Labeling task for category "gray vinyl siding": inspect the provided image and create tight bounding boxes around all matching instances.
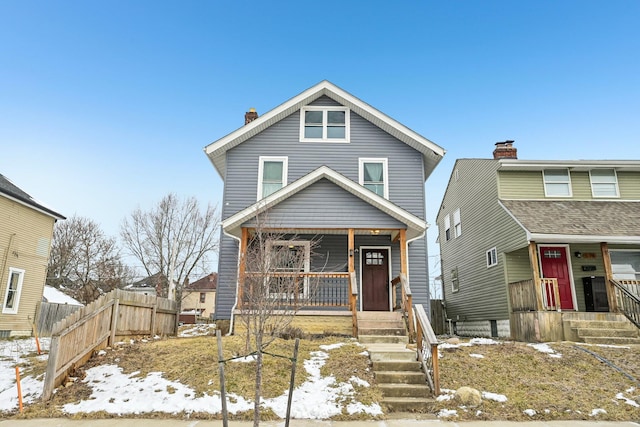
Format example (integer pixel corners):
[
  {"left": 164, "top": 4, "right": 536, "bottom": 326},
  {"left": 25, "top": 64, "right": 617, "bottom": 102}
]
[
  {"left": 438, "top": 159, "right": 528, "bottom": 323},
  {"left": 215, "top": 96, "right": 428, "bottom": 319},
  {"left": 242, "top": 179, "right": 406, "bottom": 230}
]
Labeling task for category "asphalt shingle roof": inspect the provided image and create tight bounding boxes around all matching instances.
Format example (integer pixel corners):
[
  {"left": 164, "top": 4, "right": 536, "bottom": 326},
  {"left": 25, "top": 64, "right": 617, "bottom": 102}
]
[
  {"left": 501, "top": 200, "right": 640, "bottom": 237},
  {"left": 0, "top": 173, "right": 65, "bottom": 220}
]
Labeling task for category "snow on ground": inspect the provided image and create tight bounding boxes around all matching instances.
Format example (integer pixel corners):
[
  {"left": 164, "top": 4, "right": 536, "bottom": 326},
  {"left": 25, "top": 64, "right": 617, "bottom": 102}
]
[
  {"left": 0, "top": 327, "right": 379, "bottom": 418},
  {"left": 527, "top": 342, "right": 563, "bottom": 358},
  {"left": 178, "top": 324, "right": 216, "bottom": 337},
  {"left": 482, "top": 391, "right": 508, "bottom": 402}
]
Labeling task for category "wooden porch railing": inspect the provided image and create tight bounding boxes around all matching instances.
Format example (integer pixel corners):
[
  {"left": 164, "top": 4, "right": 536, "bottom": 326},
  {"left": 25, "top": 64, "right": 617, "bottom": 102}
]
[
  {"left": 414, "top": 304, "right": 440, "bottom": 395},
  {"left": 392, "top": 273, "right": 414, "bottom": 340},
  {"left": 242, "top": 272, "right": 351, "bottom": 307},
  {"left": 508, "top": 278, "right": 560, "bottom": 312},
  {"left": 610, "top": 279, "right": 640, "bottom": 329}
]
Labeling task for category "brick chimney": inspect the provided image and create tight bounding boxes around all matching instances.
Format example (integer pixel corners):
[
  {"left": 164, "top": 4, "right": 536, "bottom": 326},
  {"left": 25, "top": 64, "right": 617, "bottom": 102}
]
[
  {"left": 493, "top": 140, "right": 517, "bottom": 159},
  {"left": 244, "top": 108, "right": 258, "bottom": 125}
]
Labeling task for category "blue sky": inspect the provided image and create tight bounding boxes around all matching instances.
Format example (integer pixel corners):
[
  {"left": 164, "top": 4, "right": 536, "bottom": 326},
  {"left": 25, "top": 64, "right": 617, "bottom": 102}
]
[{"left": 1, "top": 1, "right": 639, "bottom": 281}]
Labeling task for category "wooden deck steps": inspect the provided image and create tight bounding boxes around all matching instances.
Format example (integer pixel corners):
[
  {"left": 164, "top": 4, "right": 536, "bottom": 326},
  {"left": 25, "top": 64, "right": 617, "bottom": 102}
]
[
  {"left": 562, "top": 312, "right": 640, "bottom": 345},
  {"left": 358, "top": 312, "right": 434, "bottom": 412}
]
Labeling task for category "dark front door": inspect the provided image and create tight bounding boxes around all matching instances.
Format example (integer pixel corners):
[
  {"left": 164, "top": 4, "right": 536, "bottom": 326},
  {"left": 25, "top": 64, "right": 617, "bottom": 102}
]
[
  {"left": 362, "top": 248, "right": 390, "bottom": 311},
  {"left": 539, "top": 246, "right": 575, "bottom": 310}
]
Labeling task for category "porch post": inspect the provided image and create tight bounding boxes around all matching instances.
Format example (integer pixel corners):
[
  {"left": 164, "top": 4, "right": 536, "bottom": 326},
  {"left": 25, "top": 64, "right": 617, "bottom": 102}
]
[
  {"left": 238, "top": 227, "right": 249, "bottom": 308},
  {"left": 528, "top": 241, "right": 543, "bottom": 311},
  {"left": 600, "top": 242, "right": 618, "bottom": 312},
  {"left": 399, "top": 229, "right": 408, "bottom": 277},
  {"left": 348, "top": 228, "right": 355, "bottom": 273}
]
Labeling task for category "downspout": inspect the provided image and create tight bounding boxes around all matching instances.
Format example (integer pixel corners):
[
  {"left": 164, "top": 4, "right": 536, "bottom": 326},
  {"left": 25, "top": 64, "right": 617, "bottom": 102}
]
[
  {"left": 0, "top": 234, "right": 16, "bottom": 305},
  {"left": 223, "top": 229, "right": 242, "bottom": 336}
]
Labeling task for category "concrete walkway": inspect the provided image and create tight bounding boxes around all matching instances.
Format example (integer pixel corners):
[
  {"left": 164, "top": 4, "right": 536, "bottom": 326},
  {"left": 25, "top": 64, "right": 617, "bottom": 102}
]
[{"left": 1, "top": 419, "right": 638, "bottom": 427}]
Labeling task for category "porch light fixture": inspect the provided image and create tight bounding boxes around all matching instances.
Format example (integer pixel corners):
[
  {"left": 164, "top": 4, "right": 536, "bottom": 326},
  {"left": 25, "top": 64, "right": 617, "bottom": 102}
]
[{"left": 370, "top": 229, "right": 380, "bottom": 235}]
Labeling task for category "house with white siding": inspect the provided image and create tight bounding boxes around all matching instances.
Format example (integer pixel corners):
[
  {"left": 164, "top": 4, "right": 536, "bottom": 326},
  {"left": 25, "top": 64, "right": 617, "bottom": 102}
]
[
  {"left": 437, "top": 141, "right": 640, "bottom": 343},
  {"left": 204, "top": 81, "right": 445, "bottom": 335}
]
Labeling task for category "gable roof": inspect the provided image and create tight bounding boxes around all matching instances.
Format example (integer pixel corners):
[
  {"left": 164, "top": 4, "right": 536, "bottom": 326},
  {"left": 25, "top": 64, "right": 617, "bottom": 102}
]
[
  {"left": 0, "top": 173, "right": 66, "bottom": 220},
  {"left": 500, "top": 199, "right": 640, "bottom": 244},
  {"left": 204, "top": 80, "right": 445, "bottom": 180},
  {"left": 185, "top": 273, "right": 217, "bottom": 291},
  {"left": 222, "top": 166, "right": 427, "bottom": 240}
]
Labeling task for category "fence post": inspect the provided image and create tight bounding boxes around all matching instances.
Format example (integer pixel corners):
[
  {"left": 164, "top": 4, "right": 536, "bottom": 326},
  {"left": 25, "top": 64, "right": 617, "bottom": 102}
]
[
  {"left": 109, "top": 298, "right": 120, "bottom": 346},
  {"left": 42, "top": 335, "right": 60, "bottom": 400},
  {"left": 150, "top": 302, "right": 157, "bottom": 336}
]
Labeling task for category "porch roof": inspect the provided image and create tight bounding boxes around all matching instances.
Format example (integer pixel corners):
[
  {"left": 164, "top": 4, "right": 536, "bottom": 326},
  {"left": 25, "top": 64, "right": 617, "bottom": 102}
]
[
  {"left": 222, "top": 166, "right": 427, "bottom": 240},
  {"left": 500, "top": 199, "right": 640, "bottom": 244}
]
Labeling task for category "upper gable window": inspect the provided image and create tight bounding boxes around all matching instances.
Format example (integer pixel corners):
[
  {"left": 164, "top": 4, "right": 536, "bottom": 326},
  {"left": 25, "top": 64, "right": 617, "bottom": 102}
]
[
  {"left": 300, "top": 106, "right": 350, "bottom": 142},
  {"left": 453, "top": 208, "right": 461, "bottom": 238},
  {"left": 359, "top": 158, "right": 389, "bottom": 199},
  {"left": 590, "top": 169, "right": 619, "bottom": 198},
  {"left": 257, "top": 156, "right": 288, "bottom": 200},
  {"left": 444, "top": 214, "right": 451, "bottom": 241},
  {"left": 543, "top": 169, "right": 572, "bottom": 197}
]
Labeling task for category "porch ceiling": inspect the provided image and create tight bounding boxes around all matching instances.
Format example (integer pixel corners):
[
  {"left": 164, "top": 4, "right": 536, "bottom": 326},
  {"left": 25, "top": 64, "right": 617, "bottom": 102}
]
[{"left": 501, "top": 199, "right": 640, "bottom": 244}]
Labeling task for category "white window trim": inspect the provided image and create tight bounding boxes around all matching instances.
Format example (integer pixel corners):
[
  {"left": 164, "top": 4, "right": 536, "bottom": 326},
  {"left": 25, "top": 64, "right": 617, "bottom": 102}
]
[
  {"left": 589, "top": 169, "right": 620, "bottom": 198},
  {"left": 265, "top": 240, "right": 310, "bottom": 299},
  {"left": 451, "top": 267, "right": 459, "bottom": 293},
  {"left": 486, "top": 247, "right": 498, "bottom": 268},
  {"left": 257, "top": 156, "right": 288, "bottom": 201},
  {"left": 453, "top": 208, "right": 461, "bottom": 238},
  {"left": 299, "top": 106, "right": 350, "bottom": 143},
  {"left": 3, "top": 267, "right": 25, "bottom": 314},
  {"left": 543, "top": 169, "right": 572, "bottom": 198},
  {"left": 444, "top": 214, "right": 451, "bottom": 241},
  {"left": 358, "top": 158, "right": 389, "bottom": 199}
]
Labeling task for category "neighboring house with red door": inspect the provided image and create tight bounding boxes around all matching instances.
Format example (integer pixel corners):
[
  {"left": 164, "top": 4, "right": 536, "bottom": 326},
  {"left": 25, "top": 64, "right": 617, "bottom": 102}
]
[
  {"left": 204, "top": 81, "right": 445, "bottom": 334},
  {"left": 437, "top": 141, "right": 640, "bottom": 342}
]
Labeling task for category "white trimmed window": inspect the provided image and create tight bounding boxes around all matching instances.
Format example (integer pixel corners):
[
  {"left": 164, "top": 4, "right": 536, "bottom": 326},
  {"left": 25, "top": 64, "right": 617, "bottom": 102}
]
[
  {"left": 451, "top": 267, "right": 459, "bottom": 293},
  {"left": 543, "top": 169, "right": 572, "bottom": 197},
  {"left": 3, "top": 268, "right": 24, "bottom": 314},
  {"left": 359, "top": 158, "right": 389, "bottom": 198},
  {"left": 300, "top": 106, "right": 350, "bottom": 142},
  {"left": 590, "top": 169, "right": 619, "bottom": 198},
  {"left": 486, "top": 247, "right": 498, "bottom": 268},
  {"left": 257, "top": 156, "right": 288, "bottom": 200},
  {"left": 444, "top": 214, "right": 451, "bottom": 241},
  {"left": 453, "top": 208, "right": 461, "bottom": 238}
]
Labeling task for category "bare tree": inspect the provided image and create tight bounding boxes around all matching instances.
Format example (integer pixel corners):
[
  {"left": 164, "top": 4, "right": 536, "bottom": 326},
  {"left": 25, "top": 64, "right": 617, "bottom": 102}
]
[
  {"left": 47, "top": 215, "right": 134, "bottom": 304},
  {"left": 238, "top": 215, "right": 323, "bottom": 426},
  {"left": 120, "top": 193, "right": 220, "bottom": 302}
]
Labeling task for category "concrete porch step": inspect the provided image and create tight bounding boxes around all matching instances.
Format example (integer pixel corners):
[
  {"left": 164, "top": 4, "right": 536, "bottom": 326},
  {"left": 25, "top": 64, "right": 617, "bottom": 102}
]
[
  {"left": 366, "top": 344, "right": 417, "bottom": 362},
  {"left": 358, "top": 335, "right": 409, "bottom": 345},
  {"left": 358, "top": 311, "right": 403, "bottom": 321},
  {"left": 382, "top": 396, "right": 434, "bottom": 412},
  {"left": 375, "top": 371, "right": 427, "bottom": 384},
  {"left": 576, "top": 327, "right": 639, "bottom": 338},
  {"left": 373, "top": 360, "right": 422, "bottom": 372},
  {"left": 358, "top": 327, "right": 406, "bottom": 336},
  {"left": 379, "top": 383, "right": 432, "bottom": 398},
  {"left": 568, "top": 320, "right": 636, "bottom": 330},
  {"left": 582, "top": 336, "right": 640, "bottom": 345}
]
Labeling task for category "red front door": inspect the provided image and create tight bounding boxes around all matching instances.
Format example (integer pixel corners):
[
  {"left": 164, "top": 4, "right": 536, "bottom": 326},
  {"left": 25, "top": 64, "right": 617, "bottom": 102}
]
[
  {"left": 539, "top": 246, "right": 575, "bottom": 310},
  {"left": 362, "top": 248, "right": 390, "bottom": 311}
]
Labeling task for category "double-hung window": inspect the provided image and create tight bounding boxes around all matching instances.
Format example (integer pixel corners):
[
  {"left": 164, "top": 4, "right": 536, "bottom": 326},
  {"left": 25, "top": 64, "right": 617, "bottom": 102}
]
[
  {"left": 300, "top": 107, "right": 350, "bottom": 142},
  {"left": 543, "top": 169, "right": 572, "bottom": 197},
  {"left": 486, "top": 247, "right": 498, "bottom": 268},
  {"left": 444, "top": 214, "right": 451, "bottom": 241},
  {"left": 590, "top": 169, "right": 619, "bottom": 198},
  {"left": 451, "top": 267, "right": 459, "bottom": 293},
  {"left": 453, "top": 208, "right": 461, "bottom": 238},
  {"left": 359, "top": 158, "right": 389, "bottom": 198},
  {"left": 3, "top": 268, "right": 24, "bottom": 314},
  {"left": 257, "top": 156, "right": 288, "bottom": 200}
]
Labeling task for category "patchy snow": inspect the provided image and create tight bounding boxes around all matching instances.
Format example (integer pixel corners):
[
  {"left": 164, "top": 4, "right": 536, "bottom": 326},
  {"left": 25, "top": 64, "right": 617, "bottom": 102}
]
[
  {"left": 528, "top": 343, "right": 562, "bottom": 358},
  {"left": 438, "top": 408, "right": 458, "bottom": 417},
  {"left": 616, "top": 392, "right": 640, "bottom": 408},
  {"left": 230, "top": 354, "right": 257, "bottom": 363},
  {"left": 469, "top": 353, "right": 484, "bottom": 359},
  {"left": 43, "top": 285, "right": 83, "bottom": 306},
  {"left": 482, "top": 391, "right": 508, "bottom": 402},
  {"left": 0, "top": 336, "right": 380, "bottom": 417},
  {"left": 178, "top": 324, "right": 216, "bottom": 337},
  {"left": 590, "top": 408, "right": 607, "bottom": 416},
  {"left": 523, "top": 408, "right": 537, "bottom": 416},
  {"left": 469, "top": 338, "right": 500, "bottom": 345},
  {"left": 319, "top": 342, "right": 345, "bottom": 351}
]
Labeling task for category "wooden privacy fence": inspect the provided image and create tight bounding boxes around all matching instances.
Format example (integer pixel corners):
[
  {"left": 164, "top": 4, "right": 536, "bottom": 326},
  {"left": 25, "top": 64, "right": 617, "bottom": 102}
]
[
  {"left": 42, "top": 289, "right": 177, "bottom": 400},
  {"left": 37, "top": 302, "right": 82, "bottom": 336}
]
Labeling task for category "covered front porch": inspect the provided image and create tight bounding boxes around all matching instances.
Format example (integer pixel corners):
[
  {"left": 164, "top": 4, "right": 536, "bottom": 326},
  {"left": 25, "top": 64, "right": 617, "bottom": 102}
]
[{"left": 507, "top": 241, "right": 640, "bottom": 342}]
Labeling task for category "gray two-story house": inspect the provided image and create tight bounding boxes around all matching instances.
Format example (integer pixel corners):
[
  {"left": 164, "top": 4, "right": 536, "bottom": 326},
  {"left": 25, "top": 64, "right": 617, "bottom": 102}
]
[
  {"left": 438, "top": 141, "right": 640, "bottom": 343},
  {"left": 204, "top": 81, "right": 445, "bottom": 334}
]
